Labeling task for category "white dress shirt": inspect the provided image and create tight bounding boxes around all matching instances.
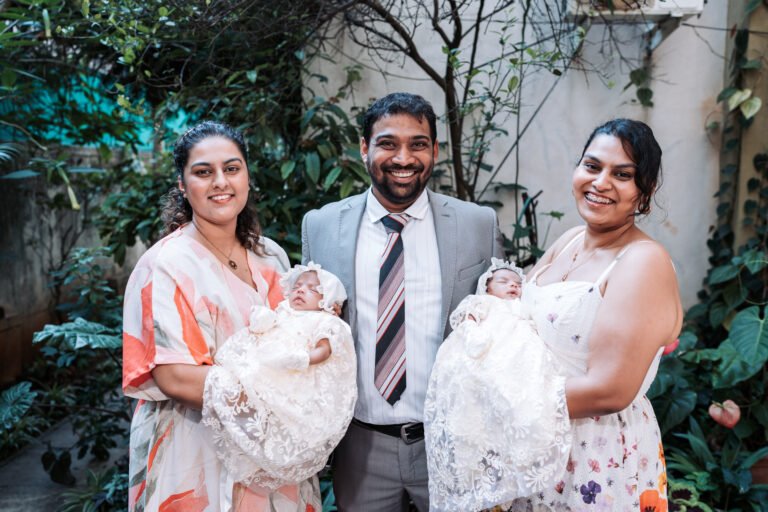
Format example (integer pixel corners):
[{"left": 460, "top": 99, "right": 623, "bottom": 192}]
[{"left": 354, "top": 188, "right": 443, "bottom": 424}]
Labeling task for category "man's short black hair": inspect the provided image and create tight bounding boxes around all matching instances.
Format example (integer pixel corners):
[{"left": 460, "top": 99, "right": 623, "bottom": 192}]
[{"left": 362, "top": 92, "right": 438, "bottom": 144}]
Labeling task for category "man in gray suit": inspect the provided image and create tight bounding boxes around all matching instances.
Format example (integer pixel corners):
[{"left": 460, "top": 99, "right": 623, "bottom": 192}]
[{"left": 302, "top": 92, "right": 503, "bottom": 511}]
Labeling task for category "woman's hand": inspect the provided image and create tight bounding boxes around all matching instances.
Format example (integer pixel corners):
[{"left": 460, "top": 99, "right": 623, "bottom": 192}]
[
  {"left": 565, "top": 241, "right": 682, "bottom": 418},
  {"left": 151, "top": 364, "right": 210, "bottom": 410}
]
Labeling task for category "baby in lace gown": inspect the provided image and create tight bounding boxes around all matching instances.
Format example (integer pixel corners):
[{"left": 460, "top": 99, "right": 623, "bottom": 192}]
[
  {"left": 202, "top": 263, "right": 357, "bottom": 491},
  {"left": 424, "top": 258, "right": 572, "bottom": 512}
]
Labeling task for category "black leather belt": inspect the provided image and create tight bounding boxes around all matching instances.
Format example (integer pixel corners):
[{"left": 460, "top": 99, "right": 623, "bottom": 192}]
[{"left": 352, "top": 418, "right": 424, "bottom": 445}]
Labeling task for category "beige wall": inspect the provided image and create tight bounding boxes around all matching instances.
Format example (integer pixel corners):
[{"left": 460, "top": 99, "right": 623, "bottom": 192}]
[{"left": 310, "top": 1, "right": 728, "bottom": 308}]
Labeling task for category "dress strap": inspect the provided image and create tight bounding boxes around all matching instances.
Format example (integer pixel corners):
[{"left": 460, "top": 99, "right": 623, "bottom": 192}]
[
  {"left": 530, "top": 230, "right": 585, "bottom": 282},
  {"left": 594, "top": 240, "right": 655, "bottom": 287}
]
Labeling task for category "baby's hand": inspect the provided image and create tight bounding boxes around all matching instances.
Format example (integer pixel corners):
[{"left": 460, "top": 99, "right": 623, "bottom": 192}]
[{"left": 309, "top": 338, "right": 332, "bottom": 365}]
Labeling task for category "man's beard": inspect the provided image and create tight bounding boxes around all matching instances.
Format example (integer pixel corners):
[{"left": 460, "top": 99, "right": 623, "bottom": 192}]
[{"left": 367, "top": 160, "right": 433, "bottom": 208}]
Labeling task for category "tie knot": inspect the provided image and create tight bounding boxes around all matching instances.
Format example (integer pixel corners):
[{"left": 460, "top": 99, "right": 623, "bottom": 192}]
[{"left": 381, "top": 214, "right": 409, "bottom": 234}]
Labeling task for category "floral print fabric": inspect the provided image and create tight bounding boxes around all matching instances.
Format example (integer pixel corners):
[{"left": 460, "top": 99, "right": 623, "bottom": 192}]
[
  {"left": 499, "top": 276, "right": 667, "bottom": 511},
  {"left": 122, "top": 226, "right": 321, "bottom": 512}
]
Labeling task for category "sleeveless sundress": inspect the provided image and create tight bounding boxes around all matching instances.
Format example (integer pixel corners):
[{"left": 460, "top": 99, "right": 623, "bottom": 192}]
[{"left": 504, "top": 237, "right": 668, "bottom": 512}]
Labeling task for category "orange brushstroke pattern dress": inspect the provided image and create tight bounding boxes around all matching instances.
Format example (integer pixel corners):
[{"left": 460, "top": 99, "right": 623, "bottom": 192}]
[{"left": 122, "top": 227, "right": 320, "bottom": 512}]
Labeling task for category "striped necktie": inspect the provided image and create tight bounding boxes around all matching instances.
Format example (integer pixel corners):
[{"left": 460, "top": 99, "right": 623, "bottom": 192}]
[{"left": 375, "top": 213, "right": 409, "bottom": 405}]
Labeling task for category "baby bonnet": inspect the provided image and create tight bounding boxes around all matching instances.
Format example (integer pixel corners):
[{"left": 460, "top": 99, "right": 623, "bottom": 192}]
[
  {"left": 476, "top": 257, "right": 525, "bottom": 295},
  {"left": 280, "top": 262, "right": 347, "bottom": 313}
]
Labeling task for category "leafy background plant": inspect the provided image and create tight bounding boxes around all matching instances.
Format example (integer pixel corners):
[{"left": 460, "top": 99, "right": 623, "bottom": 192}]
[{"left": 646, "top": 7, "right": 768, "bottom": 510}]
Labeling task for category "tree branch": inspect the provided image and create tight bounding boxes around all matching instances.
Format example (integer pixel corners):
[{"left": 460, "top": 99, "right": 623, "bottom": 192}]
[
  {"left": 431, "top": 0, "right": 451, "bottom": 44},
  {"left": 356, "top": 0, "right": 447, "bottom": 90}
]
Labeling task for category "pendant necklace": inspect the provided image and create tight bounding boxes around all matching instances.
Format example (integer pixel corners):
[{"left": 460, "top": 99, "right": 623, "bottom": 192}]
[
  {"left": 193, "top": 221, "right": 239, "bottom": 270},
  {"left": 561, "top": 243, "right": 597, "bottom": 281}
]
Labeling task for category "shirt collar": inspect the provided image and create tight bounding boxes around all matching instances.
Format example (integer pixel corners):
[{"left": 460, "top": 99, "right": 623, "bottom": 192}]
[{"left": 365, "top": 187, "right": 430, "bottom": 224}]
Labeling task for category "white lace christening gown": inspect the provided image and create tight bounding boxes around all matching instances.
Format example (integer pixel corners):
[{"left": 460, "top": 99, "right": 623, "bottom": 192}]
[
  {"left": 202, "top": 301, "right": 357, "bottom": 491},
  {"left": 424, "top": 294, "right": 572, "bottom": 512}
]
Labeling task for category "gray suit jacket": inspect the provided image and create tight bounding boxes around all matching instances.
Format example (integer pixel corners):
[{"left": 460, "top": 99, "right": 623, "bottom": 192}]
[{"left": 301, "top": 189, "right": 503, "bottom": 340}]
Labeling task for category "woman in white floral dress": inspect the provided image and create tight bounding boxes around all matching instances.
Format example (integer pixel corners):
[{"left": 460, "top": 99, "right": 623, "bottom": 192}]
[{"left": 503, "top": 119, "right": 682, "bottom": 512}]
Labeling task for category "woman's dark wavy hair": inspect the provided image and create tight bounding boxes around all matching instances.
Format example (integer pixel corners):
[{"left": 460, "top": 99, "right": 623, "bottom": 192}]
[
  {"left": 581, "top": 118, "right": 662, "bottom": 216},
  {"left": 161, "top": 120, "right": 263, "bottom": 253}
]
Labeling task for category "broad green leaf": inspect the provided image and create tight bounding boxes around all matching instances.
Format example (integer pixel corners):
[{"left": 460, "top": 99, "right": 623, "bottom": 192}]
[
  {"left": 1, "top": 169, "right": 39, "bottom": 179},
  {"left": 728, "top": 306, "right": 768, "bottom": 367},
  {"left": 743, "top": 250, "right": 767, "bottom": 274},
  {"left": 507, "top": 76, "right": 519, "bottom": 91},
  {"left": 708, "top": 300, "right": 729, "bottom": 329},
  {"left": 339, "top": 176, "right": 355, "bottom": 198},
  {"left": 636, "top": 87, "right": 653, "bottom": 107},
  {"left": 300, "top": 107, "right": 317, "bottom": 132},
  {"left": 722, "top": 467, "right": 752, "bottom": 493},
  {"left": 723, "top": 281, "right": 748, "bottom": 311},
  {"left": 280, "top": 160, "right": 296, "bottom": 179},
  {"left": 740, "top": 96, "right": 762, "bottom": 120},
  {"left": 305, "top": 152, "right": 320, "bottom": 184},
  {"left": 0, "top": 381, "right": 37, "bottom": 430},
  {"left": 727, "top": 88, "right": 752, "bottom": 112},
  {"left": 713, "top": 338, "right": 761, "bottom": 388},
  {"left": 654, "top": 387, "right": 696, "bottom": 434},
  {"left": 717, "top": 87, "right": 738, "bottom": 102},
  {"left": 708, "top": 263, "right": 739, "bottom": 285},
  {"left": 33, "top": 318, "right": 120, "bottom": 350},
  {"left": 753, "top": 402, "right": 768, "bottom": 428},
  {"left": 740, "top": 446, "right": 768, "bottom": 470},
  {"left": 323, "top": 166, "right": 342, "bottom": 191}
]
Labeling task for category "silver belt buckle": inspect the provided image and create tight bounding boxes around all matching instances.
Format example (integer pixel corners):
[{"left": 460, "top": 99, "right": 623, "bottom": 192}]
[{"left": 400, "top": 422, "right": 421, "bottom": 445}]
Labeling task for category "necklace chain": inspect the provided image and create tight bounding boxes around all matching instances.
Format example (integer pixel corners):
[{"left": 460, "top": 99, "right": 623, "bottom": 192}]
[
  {"left": 192, "top": 221, "right": 239, "bottom": 270},
  {"left": 561, "top": 243, "right": 598, "bottom": 281}
]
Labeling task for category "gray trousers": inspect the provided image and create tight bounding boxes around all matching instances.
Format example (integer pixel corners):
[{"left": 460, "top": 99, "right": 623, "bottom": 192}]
[{"left": 332, "top": 420, "right": 429, "bottom": 512}]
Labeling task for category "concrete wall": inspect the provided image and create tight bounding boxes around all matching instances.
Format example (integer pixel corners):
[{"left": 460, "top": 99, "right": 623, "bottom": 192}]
[
  {"left": 0, "top": 147, "right": 142, "bottom": 385},
  {"left": 310, "top": 1, "right": 729, "bottom": 308}
]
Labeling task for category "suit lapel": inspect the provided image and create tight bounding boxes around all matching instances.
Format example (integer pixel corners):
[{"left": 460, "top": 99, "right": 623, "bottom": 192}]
[
  {"left": 338, "top": 194, "right": 366, "bottom": 336},
  {"left": 429, "top": 190, "right": 457, "bottom": 334}
]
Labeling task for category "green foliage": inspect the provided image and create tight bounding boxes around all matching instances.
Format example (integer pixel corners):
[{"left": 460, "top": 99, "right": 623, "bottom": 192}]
[
  {"left": 59, "top": 458, "right": 129, "bottom": 512},
  {"left": 48, "top": 247, "right": 123, "bottom": 326},
  {"left": 1, "top": 3, "right": 365, "bottom": 507},
  {"left": 647, "top": 13, "right": 768, "bottom": 510},
  {"left": 93, "top": 161, "right": 173, "bottom": 264},
  {"left": 0, "top": 245, "right": 130, "bottom": 494},
  {"left": 0, "top": 381, "right": 36, "bottom": 429},
  {"left": 0, "top": 382, "right": 46, "bottom": 459},
  {"left": 320, "top": 471, "right": 337, "bottom": 512}
]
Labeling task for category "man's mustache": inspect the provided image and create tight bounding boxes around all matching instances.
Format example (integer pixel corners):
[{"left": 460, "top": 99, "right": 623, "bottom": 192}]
[{"left": 381, "top": 163, "right": 424, "bottom": 173}]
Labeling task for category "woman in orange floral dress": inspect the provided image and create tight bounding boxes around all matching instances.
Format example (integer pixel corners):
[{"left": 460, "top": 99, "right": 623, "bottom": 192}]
[{"left": 122, "top": 121, "right": 321, "bottom": 512}]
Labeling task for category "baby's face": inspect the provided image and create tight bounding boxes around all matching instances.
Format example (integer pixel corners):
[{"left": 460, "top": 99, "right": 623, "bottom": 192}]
[
  {"left": 486, "top": 269, "right": 522, "bottom": 299},
  {"left": 289, "top": 271, "right": 323, "bottom": 311}
]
